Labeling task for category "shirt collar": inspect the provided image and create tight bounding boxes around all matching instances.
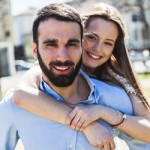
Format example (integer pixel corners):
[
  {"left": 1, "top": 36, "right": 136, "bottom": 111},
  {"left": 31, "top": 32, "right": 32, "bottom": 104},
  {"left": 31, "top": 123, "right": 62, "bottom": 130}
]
[{"left": 39, "top": 69, "right": 101, "bottom": 104}]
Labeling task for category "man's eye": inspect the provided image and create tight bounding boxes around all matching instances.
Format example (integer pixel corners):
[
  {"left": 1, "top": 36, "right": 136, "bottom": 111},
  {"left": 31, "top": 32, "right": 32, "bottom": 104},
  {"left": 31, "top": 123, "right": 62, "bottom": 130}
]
[
  {"left": 46, "top": 43, "right": 57, "bottom": 47},
  {"left": 67, "top": 43, "right": 77, "bottom": 47}
]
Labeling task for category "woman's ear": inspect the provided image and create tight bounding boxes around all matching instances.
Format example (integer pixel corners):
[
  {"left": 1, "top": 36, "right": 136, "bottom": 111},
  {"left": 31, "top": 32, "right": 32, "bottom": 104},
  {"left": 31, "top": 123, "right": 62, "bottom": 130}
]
[{"left": 32, "top": 42, "right": 38, "bottom": 59}]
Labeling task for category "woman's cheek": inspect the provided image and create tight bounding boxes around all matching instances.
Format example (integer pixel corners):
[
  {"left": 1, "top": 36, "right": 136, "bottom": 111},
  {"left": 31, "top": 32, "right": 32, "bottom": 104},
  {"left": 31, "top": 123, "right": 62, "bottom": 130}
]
[{"left": 82, "top": 39, "right": 88, "bottom": 49}]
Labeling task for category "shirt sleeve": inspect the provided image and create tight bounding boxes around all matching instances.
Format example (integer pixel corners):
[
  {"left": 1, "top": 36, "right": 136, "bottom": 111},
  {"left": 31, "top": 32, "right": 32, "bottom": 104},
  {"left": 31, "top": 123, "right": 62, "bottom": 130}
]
[{"left": 0, "top": 92, "right": 19, "bottom": 150}]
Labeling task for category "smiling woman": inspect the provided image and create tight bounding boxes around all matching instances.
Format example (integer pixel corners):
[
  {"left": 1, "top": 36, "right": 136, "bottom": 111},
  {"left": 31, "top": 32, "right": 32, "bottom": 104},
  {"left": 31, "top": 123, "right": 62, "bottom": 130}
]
[{"left": 82, "top": 18, "right": 118, "bottom": 69}]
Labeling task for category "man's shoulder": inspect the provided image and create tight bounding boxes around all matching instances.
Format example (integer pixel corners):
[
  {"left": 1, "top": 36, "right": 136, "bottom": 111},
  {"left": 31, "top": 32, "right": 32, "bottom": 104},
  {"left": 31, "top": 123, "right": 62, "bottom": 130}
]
[
  {"left": 0, "top": 89, "right": 15, "bottom": 122},
  {"left": 0, "top": 89, "right": 15, "bottom": 114}
]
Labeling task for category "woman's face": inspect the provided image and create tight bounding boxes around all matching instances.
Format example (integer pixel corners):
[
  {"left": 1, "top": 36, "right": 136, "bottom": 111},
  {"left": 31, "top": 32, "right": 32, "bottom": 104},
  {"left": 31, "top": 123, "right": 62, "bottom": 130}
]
[{"left": 82, "top": 18, "right": 118, "bottom": 68}]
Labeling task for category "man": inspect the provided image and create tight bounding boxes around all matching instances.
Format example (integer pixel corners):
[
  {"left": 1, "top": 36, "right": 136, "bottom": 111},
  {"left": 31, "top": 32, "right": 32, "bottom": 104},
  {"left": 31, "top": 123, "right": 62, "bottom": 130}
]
[{"left": 0, "top": 3, "right": 129, "bottom": 150}]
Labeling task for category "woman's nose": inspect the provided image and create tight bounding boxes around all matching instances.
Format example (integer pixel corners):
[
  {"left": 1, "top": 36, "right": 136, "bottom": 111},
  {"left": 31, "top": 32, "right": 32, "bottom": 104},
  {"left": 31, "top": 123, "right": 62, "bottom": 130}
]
[{"left": 92, "top": 42, "right": 101, "bottom": 52}]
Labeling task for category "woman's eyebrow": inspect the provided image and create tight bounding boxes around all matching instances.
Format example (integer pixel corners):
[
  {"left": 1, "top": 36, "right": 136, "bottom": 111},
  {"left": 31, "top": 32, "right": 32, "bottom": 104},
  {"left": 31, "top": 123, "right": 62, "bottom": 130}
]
[{"left": 84, "top": 32, "right": 98, "bottom": 37}]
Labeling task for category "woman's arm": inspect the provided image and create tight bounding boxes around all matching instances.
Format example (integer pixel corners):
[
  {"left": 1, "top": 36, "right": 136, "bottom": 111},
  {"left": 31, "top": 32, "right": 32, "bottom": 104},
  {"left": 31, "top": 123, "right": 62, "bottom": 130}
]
[
  {"left": 98, "top": 96, "right": 150, "bottom": 143},
  {"left": 13, "top": 66, "right": 72, "bottom": 124},
  {"left": 117, "top": 93, "right": 150, "bottom": 142},
  {"left": 67, "top": 94, "right": 150, "bottom": 143}
]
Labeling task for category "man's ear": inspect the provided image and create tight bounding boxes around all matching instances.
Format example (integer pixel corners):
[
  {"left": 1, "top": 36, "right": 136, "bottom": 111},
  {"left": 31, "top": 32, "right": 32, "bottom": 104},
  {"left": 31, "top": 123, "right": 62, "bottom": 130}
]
[{"left": 32, "top": 42, "right": 38, "bottom": 59}]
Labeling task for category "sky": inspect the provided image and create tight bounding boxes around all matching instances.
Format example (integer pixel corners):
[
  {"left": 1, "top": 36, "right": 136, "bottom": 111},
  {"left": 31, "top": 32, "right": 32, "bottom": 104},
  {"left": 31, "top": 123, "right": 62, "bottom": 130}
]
[{"left": 10, "top": 0, "right": 72, "bottom": 15}]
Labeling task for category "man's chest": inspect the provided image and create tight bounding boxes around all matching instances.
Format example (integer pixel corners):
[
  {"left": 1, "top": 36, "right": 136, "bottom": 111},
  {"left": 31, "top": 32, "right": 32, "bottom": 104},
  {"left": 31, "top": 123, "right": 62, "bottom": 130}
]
[{"left": 13, "top": 109, "right": 99, "bottom": 150}]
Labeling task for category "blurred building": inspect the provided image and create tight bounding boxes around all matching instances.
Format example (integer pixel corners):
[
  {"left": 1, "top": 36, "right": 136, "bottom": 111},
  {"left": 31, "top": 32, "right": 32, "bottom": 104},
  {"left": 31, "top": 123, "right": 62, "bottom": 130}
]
[
  {"left": 0, "top": 0, "right": 13, "bottom": 42},
  {"left": 0, "top": 0, "right": 15, "bottom": 76},
  {"left": 13, "top": 8, "right": 37, "bottom": 61},
  {"left": 0, "top": 42, "right": 15, "bottom": 77},
  {"left": 121, "top": 0, "right": 150, "bottom": 50}
]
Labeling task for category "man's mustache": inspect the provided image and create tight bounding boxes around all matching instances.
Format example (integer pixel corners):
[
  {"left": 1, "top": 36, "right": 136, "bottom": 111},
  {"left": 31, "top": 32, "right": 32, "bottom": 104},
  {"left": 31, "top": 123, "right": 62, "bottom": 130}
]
[{"left": 49, "top": 60, "right": 74, "bottom": 66}]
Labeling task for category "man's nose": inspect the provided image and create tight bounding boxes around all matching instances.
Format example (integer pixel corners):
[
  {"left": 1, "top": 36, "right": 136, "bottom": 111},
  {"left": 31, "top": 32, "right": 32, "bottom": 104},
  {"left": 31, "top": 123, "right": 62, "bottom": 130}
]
[{"left": 56, "top": 47, "right": 69, "bottom": 62}]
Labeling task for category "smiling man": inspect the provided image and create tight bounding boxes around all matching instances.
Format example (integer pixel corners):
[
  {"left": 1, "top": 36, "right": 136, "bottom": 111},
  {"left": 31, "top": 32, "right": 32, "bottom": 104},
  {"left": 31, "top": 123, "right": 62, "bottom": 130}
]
[{"left": 35, "top": 18, "right": 82, "bottom": 87}]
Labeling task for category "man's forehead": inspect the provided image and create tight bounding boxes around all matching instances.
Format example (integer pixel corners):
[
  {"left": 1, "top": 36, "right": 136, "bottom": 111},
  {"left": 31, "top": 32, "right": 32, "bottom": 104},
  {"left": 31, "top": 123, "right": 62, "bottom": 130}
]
[
  {"left": 39, "top": 18, "right": 80, "bottom": 30},
  {"left": 38, "top": 19, "right": 81, "bottom": 42}
]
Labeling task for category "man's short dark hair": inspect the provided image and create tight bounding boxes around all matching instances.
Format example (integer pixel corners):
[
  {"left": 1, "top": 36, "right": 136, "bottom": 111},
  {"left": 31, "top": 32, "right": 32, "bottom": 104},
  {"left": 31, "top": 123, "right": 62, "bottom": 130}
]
[{"left": 32, "top": 3, "right": 83, "bottom": 43}]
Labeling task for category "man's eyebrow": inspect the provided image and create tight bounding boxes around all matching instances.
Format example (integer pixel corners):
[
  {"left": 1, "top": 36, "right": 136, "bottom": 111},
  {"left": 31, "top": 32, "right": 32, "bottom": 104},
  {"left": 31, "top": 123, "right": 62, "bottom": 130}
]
[
  {"left": 43, "top": 39, "right": 58, "bottom": 44},
  {"left": 68, "top": 38, "right": 80, "bottom": 43}
]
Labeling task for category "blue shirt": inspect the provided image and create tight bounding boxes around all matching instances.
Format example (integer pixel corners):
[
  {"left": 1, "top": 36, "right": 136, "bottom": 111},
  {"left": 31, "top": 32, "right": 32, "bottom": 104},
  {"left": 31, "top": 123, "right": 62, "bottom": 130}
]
[{"left": 0, "top": 70, "right": 149, "bottom": 150}]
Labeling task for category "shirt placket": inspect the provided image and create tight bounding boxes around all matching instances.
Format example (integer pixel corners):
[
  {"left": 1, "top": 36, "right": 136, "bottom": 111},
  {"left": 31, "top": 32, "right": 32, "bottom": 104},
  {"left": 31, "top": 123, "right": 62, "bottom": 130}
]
[{"left": 66, "top": 129, "right": 77, "bottom": 150}]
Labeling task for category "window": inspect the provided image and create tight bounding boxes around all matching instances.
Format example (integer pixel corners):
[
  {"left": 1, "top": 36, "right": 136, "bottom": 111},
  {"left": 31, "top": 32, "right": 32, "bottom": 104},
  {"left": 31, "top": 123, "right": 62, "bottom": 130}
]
[{"left": 132, "top": 13, "right": 141, "bottom": 22}]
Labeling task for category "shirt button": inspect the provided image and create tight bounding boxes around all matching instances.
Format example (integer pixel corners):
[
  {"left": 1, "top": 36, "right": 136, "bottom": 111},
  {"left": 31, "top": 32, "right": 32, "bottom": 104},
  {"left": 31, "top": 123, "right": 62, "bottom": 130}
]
[{"left": 68, "top": 144, "right": 73, "bottom": 149}]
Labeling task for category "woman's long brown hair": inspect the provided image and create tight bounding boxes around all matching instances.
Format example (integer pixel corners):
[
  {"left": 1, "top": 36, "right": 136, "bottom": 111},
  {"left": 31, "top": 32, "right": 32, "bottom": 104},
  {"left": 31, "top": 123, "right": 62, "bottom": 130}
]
[{"left": 82, "top": 3, "right": 150, "bottom": 108}]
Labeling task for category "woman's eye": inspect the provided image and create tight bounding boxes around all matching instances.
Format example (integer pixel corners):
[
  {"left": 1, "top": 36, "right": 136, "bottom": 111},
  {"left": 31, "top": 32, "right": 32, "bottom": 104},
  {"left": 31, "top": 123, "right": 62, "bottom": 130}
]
[
  {"left": 86, "top": 35, "right": 97, "bottom": 41},
  {"left": 105, "top": 42, "right": 113, "bottom": 46}
]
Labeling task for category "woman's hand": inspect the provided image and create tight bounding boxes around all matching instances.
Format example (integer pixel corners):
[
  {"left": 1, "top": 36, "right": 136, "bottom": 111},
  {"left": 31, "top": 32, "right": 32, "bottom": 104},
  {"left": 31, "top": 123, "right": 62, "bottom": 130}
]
[
  {"left": 83, "top": 122, "right": 115, "bottom": 150},
  {"left": 66, "top": 104, "right": 103, "bottom": 131}
]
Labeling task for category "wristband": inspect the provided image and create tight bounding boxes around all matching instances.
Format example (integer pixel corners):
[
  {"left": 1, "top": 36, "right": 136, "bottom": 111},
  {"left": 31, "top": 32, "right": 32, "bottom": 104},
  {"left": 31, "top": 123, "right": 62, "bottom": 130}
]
[{"left": 111, "top": 111, "right": 126, "bottom": 127}]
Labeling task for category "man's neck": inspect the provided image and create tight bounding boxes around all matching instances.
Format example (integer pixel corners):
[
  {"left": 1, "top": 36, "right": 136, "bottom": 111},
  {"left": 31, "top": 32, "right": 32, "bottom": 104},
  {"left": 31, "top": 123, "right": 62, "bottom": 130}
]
[{"left": 43, "top": 74, "right": 90, "bottom": 105}]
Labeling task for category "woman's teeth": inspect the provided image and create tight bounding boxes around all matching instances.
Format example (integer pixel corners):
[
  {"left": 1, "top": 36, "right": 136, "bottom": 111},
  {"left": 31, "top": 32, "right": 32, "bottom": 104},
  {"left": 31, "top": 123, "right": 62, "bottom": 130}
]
[{"left": 88, "top": 52, "right": 101, "bottom": 59}]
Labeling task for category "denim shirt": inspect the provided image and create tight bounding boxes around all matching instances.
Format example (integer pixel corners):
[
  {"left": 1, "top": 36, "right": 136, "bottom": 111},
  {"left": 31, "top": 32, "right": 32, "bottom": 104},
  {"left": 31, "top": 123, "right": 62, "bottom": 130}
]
[{"left": 0, "top": 70, "right": 149, "bottom": 150}]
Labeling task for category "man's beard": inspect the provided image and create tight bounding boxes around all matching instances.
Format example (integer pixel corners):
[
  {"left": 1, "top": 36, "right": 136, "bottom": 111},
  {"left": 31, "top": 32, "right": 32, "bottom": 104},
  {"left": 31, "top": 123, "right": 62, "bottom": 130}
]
[{"left": 37, "top": 49, "right": 82, "bottom": 87}]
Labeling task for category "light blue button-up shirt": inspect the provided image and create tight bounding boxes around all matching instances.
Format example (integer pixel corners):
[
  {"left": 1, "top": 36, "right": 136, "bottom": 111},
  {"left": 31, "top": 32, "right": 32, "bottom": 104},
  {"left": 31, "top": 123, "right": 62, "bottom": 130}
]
[{"left": 0, "top": 70, "right": 149, "bottom": 150}]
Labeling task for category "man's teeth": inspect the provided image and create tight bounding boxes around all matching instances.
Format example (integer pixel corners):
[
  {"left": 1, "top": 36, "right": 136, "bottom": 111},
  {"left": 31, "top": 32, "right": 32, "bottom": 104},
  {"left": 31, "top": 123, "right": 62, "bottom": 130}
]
[
  {"left": 89, "top": 53, "right": 100, "bottom": 59},
  {"left": 55, "top": 66, "right": 69, "bottom": 70}
]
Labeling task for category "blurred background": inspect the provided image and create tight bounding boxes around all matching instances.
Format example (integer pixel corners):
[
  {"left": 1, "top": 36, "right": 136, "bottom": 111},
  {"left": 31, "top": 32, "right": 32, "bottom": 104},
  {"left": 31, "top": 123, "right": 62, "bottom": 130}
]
[{"left": 0, "top": 0, "right": 150, "bottom": 101}]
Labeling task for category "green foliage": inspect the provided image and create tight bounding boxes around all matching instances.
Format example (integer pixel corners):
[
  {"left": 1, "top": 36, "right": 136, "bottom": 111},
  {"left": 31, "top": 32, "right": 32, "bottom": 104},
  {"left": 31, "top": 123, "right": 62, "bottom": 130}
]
[{"left": 138, "top": 73, "right": 150, "bottom": 79}]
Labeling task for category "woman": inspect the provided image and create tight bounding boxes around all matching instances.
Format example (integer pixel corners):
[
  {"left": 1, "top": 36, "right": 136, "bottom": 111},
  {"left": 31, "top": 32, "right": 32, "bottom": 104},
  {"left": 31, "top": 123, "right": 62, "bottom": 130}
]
[{"left": 13, "top": 3, "right": 150, "bottom": 149}]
